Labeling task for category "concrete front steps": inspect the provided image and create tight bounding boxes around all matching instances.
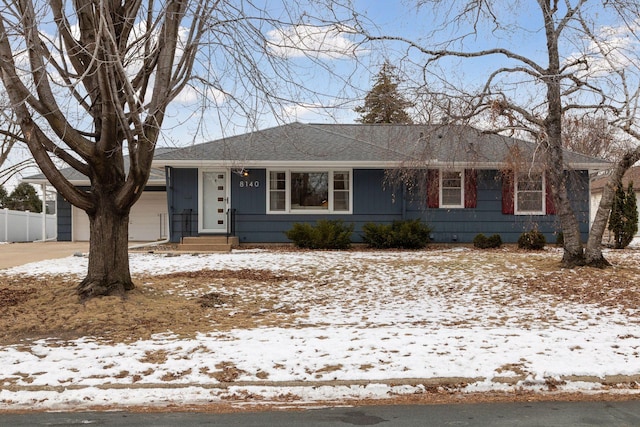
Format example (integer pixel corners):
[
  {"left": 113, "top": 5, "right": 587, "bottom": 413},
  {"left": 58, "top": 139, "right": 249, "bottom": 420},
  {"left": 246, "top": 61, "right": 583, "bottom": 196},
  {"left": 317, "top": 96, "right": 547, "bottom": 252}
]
[{"left": 177, "top": 236, "right": 239, "bottom": 252}]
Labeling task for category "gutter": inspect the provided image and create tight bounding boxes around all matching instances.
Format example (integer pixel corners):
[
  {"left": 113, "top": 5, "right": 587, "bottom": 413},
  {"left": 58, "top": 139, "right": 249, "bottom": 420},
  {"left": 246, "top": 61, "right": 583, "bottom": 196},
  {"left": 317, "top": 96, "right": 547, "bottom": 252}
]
[{"left": 128, "top": 237, "right": 171, "bottom": 251}]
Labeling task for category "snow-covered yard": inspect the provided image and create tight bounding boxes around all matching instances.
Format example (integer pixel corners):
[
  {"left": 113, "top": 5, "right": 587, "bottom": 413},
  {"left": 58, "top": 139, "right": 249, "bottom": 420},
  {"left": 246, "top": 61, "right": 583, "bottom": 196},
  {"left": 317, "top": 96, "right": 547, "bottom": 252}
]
[{"left": 1, "top": 245, "right": 640, "bottom": 411}]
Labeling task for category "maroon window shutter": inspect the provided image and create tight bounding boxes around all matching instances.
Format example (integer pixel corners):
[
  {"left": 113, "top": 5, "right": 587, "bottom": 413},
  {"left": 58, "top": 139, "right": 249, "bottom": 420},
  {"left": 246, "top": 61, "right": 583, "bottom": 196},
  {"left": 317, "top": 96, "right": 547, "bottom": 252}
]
[
  {"left": 545, "top": 173, "right": 556, "bottom": 215},
  {"left": 502, "top": 170, "right": 515, "bottom": 214},
  {"left": 427, "top": 169, "right": 439, "bottom": 208},
  {"left": 464, "top": 169, "right": 477, "bottom": 208}
]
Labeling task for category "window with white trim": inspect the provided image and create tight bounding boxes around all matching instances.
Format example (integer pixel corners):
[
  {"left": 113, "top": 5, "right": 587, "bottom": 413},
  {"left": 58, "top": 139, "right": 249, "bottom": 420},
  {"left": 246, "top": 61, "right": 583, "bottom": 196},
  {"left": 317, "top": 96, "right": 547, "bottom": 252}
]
[
  {"left": 269, "top": 171, "right": 286, "bottom": 211},
  {"left": 515, "top": 171, "right": 544, "bottom": 214},
  {"left": 333, "top": 171, "right": 350, "bottom": 211},
  {"left": 267, "top": 170, "right": 352, "bottom": 214},
  {"left": 440, "top": 170, "right": 464, "bottom": 208}
]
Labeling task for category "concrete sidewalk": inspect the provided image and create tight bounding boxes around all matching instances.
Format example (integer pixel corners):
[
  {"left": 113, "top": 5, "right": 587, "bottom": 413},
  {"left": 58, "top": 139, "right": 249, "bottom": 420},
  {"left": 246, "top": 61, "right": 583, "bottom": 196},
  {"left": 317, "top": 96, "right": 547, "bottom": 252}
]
[{"left": 0, "top": 242, "right": 89, "bottom": 270}]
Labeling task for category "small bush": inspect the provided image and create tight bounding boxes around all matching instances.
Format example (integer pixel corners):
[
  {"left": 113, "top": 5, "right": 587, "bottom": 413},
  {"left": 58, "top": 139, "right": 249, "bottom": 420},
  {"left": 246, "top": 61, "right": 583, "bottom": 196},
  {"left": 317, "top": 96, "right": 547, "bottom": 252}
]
[
  {"left": 555, "top": 232, "right": 564, "bottom": 247},
  {"left": 518, "top": 229, "right": 546, "bottom": 250},
  {"left": 362, "top": 219, "right": 431, "bottom": 249},
  {"left": 473, "top": 233, "right": 502, "bottom": 249},
  {"left": 285, "top": 220, "right": 353, "bottom": 249}
]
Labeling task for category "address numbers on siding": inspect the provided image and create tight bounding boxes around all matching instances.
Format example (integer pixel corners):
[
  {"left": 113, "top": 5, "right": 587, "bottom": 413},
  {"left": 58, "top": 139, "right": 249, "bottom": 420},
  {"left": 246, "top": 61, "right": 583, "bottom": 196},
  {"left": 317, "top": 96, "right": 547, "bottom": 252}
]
[{"left": 239, "top": 180, "right": 260, "bottom": 188}]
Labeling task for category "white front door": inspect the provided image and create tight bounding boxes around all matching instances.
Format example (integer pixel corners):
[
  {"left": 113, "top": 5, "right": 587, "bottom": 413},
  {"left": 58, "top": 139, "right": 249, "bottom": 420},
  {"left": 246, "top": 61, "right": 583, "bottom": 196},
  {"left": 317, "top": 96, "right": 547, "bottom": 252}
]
[{"left": 200, "top": 170, "right": 229, "bottom": 232}]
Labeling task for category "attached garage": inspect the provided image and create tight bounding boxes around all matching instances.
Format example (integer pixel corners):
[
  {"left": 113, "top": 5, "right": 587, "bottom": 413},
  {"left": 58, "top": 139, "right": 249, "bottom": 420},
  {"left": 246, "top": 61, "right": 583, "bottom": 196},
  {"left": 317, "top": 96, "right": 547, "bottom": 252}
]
[
  {"left": 72, "top": 190, "right": 168, "bottom": 242},
  {"left": 23, "top": 153, "right": 173, "bottom": 243}
]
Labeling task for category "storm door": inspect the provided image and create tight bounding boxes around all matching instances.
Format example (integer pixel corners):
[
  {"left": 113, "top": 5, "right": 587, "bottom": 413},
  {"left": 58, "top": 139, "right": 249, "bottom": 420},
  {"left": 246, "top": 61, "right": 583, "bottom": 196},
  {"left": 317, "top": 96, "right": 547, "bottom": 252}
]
[{"left": 200, "top": 170, "right": 229, "bottom": 232}]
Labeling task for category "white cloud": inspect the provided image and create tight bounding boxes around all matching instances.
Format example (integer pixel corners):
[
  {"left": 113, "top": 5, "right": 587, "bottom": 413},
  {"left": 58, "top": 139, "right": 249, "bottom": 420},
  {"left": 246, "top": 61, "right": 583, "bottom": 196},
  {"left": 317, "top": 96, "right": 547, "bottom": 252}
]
[
  {"left": 266, "top": 24, "right": 360, "bottom": 59},
  {"left": 174, "top": 84, "right": 227, "bottom": 105},
  {"left": 280, "top": 102, "right": 353, "bottom": 123},
  {"left": 282, "top": 103, "right": 324, "bottom": 120},
  {"left": 568, "top": 22, "right": 640, "bottom": 78}
]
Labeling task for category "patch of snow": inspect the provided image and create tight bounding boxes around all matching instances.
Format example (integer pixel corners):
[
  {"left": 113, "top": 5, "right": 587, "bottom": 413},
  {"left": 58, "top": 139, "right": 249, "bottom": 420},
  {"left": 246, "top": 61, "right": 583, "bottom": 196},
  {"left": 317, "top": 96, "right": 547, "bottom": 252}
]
[{"left": 2, "top": 249, "right": 640, "bottom": 410}]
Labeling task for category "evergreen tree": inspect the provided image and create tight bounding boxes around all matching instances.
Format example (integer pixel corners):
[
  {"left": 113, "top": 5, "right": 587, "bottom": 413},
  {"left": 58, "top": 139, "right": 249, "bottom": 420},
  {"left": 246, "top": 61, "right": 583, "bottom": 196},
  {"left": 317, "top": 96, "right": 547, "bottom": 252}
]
[
  {"left": 355, "top": 61, "right": 413, "bottom": 124},
  {"left": 0, "top": 184, "right": 7, "bottom": 208},
  {"left": 609, "top": 181, "right": 638, "bottom": 249},
  {"left": 7, "top": 183, "right": 41, "bottom": 213}
]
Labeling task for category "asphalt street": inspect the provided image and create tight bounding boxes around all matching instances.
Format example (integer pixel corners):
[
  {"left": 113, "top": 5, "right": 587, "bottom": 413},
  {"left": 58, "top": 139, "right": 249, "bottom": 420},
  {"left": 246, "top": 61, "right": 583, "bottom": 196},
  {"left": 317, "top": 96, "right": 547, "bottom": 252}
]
[{"left": 2, "top": 400, "right": 640, "bottom": 426}]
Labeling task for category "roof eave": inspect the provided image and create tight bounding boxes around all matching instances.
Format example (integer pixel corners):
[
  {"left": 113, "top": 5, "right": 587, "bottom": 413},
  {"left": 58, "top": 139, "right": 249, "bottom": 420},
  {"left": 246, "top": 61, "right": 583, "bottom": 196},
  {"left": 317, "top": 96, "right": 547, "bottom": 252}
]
[{"left": 154, "top": 159, "right": 611, "bottom": 170}]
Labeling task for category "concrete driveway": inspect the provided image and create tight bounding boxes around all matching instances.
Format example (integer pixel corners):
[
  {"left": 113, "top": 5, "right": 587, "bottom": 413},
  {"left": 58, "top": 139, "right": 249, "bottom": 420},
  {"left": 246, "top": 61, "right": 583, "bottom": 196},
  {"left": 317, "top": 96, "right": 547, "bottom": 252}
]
[{"left": 0, "top": 242, "right": 90, "bottom": 270}]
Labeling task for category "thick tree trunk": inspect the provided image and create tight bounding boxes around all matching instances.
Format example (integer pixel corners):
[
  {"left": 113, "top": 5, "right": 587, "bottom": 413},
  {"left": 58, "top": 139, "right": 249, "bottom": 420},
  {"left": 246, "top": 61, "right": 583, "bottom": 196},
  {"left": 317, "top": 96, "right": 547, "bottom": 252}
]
[
  {"left": 76, "top": 197, "right": 134, "bottom": 300},
  {"left": 548, "top": 165, "right": 586, "bottom": 267},
  {"left": 541, "top": 3, "right": 585, "bottom": 268}
]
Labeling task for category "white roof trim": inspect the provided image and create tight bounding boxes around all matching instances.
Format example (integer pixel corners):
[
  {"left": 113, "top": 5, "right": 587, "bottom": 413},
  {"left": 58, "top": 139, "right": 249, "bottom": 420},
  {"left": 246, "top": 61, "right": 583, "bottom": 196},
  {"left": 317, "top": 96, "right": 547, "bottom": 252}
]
[{"left": 153, "top": 159, "right": 611, "bottom": 170}]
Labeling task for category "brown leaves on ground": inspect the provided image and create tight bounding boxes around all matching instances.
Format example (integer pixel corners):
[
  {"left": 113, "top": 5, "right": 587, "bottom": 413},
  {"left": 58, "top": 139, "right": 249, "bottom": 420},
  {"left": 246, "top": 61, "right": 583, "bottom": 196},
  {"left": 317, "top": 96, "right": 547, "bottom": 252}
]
[
  {"left": 0, "top": 286, "right": 36, "bottom": 306},
  {"left": 1, "top": 249, "right": 640, "bottom": 346},
  {"left": 0, "top": 269, "right": 304, "bottom": 345},
  {"left": 512, "top": 262, "right": 640, "bottom": 309}
]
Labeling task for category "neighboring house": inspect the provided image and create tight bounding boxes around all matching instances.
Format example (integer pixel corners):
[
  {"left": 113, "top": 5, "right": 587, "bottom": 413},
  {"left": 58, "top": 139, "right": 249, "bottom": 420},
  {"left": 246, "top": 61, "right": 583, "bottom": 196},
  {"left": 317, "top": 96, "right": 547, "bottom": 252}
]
[
  {"left": 152, "top": 123, "right": 609, "bottom": 244},
  {"left": 590, "top": 165, "right": 640, "bottom": 240},
  {"left": 23, "top": 148, "right": 174, "bottom": 242}
]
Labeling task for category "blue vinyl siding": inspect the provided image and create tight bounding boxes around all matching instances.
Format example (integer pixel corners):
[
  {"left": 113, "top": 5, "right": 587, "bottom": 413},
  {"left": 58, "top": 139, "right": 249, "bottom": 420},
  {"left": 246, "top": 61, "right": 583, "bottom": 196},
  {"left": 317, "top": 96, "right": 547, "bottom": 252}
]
[
  {"left": 232, "top": 169, "right": 267, "bottom": 214},
  {"left": 353, "top": 169, "right": 402, "bottom": 215},
  {"left": 168, "top": 167, "right": 591, "bottom": 244},
  {"left": 166, "top": 167, "right": 199, "bottom": 242},
  {"left": 405, "top": 170, "right": 589, "bottom": 243},
  {"left": 229, "top": 169, "right": 404, "bottom": 243}
]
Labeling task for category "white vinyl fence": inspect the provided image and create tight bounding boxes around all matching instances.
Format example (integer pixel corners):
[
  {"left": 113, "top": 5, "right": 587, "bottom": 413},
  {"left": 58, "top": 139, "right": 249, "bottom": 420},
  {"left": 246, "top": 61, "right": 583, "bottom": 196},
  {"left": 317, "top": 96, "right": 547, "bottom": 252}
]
[{"left": 0, "top": 208, "right": 57, "bottom": 242}]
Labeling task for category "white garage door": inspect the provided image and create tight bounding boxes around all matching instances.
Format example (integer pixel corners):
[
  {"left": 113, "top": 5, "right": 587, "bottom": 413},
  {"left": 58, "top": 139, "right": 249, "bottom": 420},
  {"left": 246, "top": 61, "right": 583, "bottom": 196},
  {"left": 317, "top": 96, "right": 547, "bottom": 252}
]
[{"left": 72, "top": 192, "right": 168, "bottom": 242}]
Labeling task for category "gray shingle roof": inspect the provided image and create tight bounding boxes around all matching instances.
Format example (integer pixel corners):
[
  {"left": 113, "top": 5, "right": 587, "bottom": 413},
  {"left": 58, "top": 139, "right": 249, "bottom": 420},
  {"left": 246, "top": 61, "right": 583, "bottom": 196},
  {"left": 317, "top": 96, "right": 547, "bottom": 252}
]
[
  {"left": 23, "top": 148, "right": 175, "bottom": 185},
  {"left": 591, "top": 166, "right": 640, "bottom": 193},
  {"left": 154, "top": 122, "right": 610, "bottom": 169},
  {"left": 23, "top": 124, "right": 609, "bottom": 187}
]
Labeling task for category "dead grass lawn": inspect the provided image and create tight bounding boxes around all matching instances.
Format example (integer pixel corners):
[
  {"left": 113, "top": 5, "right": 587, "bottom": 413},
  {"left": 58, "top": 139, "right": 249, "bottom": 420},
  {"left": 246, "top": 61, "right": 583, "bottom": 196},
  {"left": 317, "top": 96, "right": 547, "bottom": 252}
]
[
  {"left": 0, "top": 268, "right": 306, "bottom": 344},
  {"left": 1, "top": 247, "right": 640, "bottom": 346}
]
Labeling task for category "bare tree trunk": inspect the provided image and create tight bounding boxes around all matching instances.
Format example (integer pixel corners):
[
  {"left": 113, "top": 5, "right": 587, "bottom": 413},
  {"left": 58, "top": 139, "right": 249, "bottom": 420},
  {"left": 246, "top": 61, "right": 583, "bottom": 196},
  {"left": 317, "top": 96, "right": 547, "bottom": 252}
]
[
  {"left": 541, "top": 2, "right": 585, "bottom": 267},
  {"left": 548, "top": 163, "right": 586, "bottom": 267},
  {"left": 585, "top": 150, "right": 640, "bottom": 267},
  {"left": 77, "top": 195, "right": 133, "bottom": 300},
  {"left": 586, "top": 183, "right": 614, "bottom": 268}
]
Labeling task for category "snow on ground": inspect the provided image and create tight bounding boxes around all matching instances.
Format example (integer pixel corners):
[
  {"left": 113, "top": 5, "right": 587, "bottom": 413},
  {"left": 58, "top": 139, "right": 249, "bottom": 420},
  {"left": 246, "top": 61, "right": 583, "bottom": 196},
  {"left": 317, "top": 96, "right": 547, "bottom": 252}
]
[{"left": 2, "top": 247, "right": 640, "bottom": 411}]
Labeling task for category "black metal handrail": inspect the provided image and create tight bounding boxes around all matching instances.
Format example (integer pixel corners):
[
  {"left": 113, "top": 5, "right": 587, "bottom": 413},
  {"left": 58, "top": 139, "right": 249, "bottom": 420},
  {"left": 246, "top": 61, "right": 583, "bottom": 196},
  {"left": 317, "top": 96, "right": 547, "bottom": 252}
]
[
  {"left": 226, "top": 208, "right": 236, "bottom": 241},
  {"left": 171, "top": 209, "right": 236, "bottom": 241},
  {"left": 171, "top": 210, "right": 198, "bottom": 240}
]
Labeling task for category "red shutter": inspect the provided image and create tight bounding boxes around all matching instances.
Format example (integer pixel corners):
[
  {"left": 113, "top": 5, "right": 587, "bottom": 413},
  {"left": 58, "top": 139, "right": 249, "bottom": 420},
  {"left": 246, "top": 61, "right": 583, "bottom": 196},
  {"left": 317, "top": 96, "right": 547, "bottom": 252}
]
[
  {"left": 427, "top": 169, "right": 439, "bottom": 208},
  {"left": 545, "top": 173, "right": 556, "bottom": 215},
  {"left": 502, "top": 170, "right": 515, "bottom": 214},
  {"left": 464, "top": 169, "right": 477, "bottom": 208}
]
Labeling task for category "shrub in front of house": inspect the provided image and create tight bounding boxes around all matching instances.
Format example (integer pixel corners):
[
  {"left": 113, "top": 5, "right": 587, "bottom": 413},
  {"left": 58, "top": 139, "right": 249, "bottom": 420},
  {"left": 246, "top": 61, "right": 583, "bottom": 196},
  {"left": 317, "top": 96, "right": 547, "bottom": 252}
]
[
  {"left": 518, "top": 229, "right": 546, "bottom": 250},
  {"left": 285, "top": 220, "right": 353, "bottom": 249},
  {"left": 362, "top": 219, "right": 431, "bottom": 249},
  {"left": 473, "top": 233, "right": 502, "bottom": 249}
]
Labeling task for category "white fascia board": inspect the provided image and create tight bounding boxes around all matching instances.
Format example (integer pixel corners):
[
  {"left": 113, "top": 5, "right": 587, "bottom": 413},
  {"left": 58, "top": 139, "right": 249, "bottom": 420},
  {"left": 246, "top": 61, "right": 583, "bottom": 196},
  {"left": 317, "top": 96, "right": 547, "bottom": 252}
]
[
  {"left": 154, "top": 159, "right": 611, "bottom": 171},
  {"left": 569, "top": 162, "right": 612, "bottom": 171},
  {"left": 23, "top": 178, "right": 167, "bottom": 187},
  {"left": 154, "top": 160, "right": 401, "bottom": 168},
  {"left": 156, "top": 160, "right": 488, "bottom": 169},
  {"left": 19, "top": 178, "right": 50, "bottom": 185}
]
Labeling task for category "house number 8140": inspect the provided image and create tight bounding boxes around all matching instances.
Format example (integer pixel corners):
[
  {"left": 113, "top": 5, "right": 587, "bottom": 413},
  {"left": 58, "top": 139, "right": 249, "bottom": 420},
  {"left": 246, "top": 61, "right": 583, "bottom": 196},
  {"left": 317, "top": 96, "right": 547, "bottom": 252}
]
[{"left": 239, "top": 180, "right": 260, "bottom": 188}]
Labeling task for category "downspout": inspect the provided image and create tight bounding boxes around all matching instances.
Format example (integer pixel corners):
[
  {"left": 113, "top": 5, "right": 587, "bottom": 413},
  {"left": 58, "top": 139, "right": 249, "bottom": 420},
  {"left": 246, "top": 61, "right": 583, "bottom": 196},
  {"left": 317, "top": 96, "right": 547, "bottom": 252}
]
[
  {"left": 402, "top": 181, "right": 407, "bottom": 220},
  {"left": 128, "top": 214, "right": 171, "bottom": 250}
]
